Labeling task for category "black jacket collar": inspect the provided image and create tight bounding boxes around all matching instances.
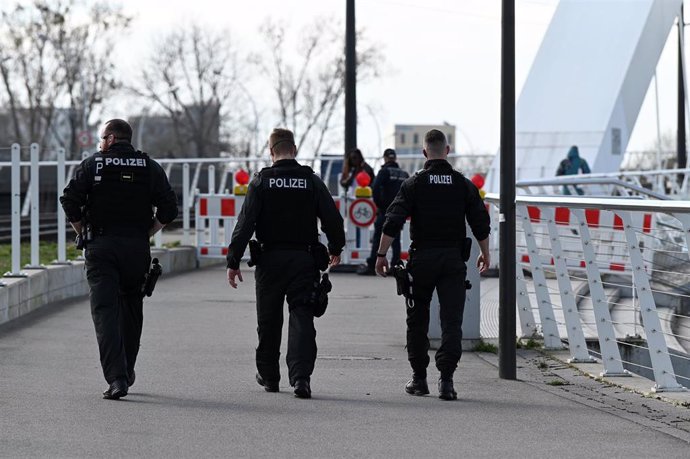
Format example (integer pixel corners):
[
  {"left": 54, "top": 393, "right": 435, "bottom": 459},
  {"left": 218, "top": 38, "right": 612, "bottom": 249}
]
[
  {"left": 423, "top": 159, "right": 451, "bottom": 170},
  {"left": 273, "top": 159, "right": 299, "bottom": 168},
  {"left": 103, "top": 142, "right": 136, "bottom": 154}
]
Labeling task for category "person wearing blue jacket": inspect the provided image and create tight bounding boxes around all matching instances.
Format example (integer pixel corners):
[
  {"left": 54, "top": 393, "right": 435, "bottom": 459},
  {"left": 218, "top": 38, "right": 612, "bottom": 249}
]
[{"left": 556, "top": 145, "right": 590, "bottom": 195}]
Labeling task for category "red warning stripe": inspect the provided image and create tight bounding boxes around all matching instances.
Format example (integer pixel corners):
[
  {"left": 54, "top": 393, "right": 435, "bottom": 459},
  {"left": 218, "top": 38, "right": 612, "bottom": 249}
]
[
  {"left": 555, "top": 207, "right": 569, "bottom": 225},
  {"left": 643, "top": 214, "right": 652, "bottom": 233},
  {"left": 221, "top": 198, "right": 235, "bottom": 217},
  {"left": 199, "top": 198, "right": 208, "bottom": 216},
  {"left": 613, "top": 214, "right": 623, "bottom": 230},
  {"left": 585, "top": 209, "right": 600, "bottom": 227}
]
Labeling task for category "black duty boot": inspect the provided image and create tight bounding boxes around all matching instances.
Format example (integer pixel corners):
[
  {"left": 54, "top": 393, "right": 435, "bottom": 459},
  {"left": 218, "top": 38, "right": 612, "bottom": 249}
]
[
  {"left": 293, "top": 378, "right": 311, "bottom": 399},
  {"left": 127, "top": 369, "right": 136, "bottom": 388},
  {"left": 438, "top": 378, "right": 457, "bottom": 401},
  {"left": 405, "top": 375, "right": 429, "bottom": 396},
  {"left": 256, "top": 373, "right": 279, "bottom": 392},
  {"left": 103, "top": 379, "right": 128, "bottom": 400}
]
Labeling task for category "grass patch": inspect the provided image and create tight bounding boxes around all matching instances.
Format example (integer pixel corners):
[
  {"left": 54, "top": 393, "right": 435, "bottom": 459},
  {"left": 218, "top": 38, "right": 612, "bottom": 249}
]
[
  {"left": 473, "top": 341, "right": 498, "bottom": 354},
  {"left": 546, "top": 379, "right": 566, "bottom": 386},
  {"left": 162, "top": 240, "right": 181, "bottom": 248},
  {"left": 518, "top": 338, "right": 542, "bottom": 349},
  {"left": 537, "top": 360, "right": 549, "bottom": 370},
  {"left": 0, "top": 242, "right": 82, "bottom": 275}
]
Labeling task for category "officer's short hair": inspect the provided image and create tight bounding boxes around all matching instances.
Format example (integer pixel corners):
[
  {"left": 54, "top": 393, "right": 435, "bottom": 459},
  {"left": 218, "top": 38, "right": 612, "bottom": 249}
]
[
  {"left": 104, "top": 119, "right": 132, "bottom": 143},
  {"left": 269, "top": 128, "right": 296, "bottom": 154},
  {"left": 424, "top": 129, "right": 447, "bottom": 155}
]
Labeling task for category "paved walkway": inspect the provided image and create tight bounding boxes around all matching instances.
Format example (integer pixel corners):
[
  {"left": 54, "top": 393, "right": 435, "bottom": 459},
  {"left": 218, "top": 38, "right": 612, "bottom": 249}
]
[{"left": 2, "top": 264, "right": 690, "bottom": 457}]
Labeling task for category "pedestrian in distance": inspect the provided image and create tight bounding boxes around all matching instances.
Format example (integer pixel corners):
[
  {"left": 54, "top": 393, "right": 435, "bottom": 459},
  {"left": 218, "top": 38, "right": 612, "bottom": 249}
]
[
  {"left": 226, "top": 128, "right": 345, "bottom": 399},
  {"left": 555, "top": 145, "right": 591, "bottom": 195},
  {"left": 357, "top": 148, "right": 409, "bottom": 276},
  {"left": 375, "top": 129, "right": 491, "bottom": 401},
  {"left": 340, "top": 147, "right": 375, "bottom": 193},
  {"left": 60, "top": 119, "right": 178, "bottom": 400}
]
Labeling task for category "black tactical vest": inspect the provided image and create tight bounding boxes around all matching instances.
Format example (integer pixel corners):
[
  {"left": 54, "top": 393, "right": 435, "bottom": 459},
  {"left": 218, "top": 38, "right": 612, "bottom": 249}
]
[
  {"left": 381, "top": 165, "right": 409, "bottom": 209},
  {"left": 256, "top": 164, "right": 318, "bottom": 246},
  {"left": 87, "top": 150, "right": 153, "bottom": 234},
  {"left": 409, "top": 167, "right": 468, "bottom": 243}
]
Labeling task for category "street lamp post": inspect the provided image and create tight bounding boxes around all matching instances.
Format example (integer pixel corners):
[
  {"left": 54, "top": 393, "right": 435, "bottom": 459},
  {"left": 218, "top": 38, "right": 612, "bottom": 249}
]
[{"left": 499, "top": 0, "right": 517, "bottom": 380}]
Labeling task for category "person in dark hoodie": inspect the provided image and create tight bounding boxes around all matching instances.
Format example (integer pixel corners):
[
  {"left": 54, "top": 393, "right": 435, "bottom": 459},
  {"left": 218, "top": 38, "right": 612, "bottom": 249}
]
[
  {"left": 358, "top": 148, "right": 409, "bottom": 275},
  {"left": 556, "top": 145, "right": 591, "bottom": 195}
]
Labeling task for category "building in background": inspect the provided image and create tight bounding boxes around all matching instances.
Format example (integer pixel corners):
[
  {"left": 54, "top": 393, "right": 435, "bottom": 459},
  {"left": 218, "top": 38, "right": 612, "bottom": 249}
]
[
  {"left": 130, "top": 103, "right": 222, "bottom": 158},
  {"left": 392, "top": 123, "right": 456, "bottom": 156}
]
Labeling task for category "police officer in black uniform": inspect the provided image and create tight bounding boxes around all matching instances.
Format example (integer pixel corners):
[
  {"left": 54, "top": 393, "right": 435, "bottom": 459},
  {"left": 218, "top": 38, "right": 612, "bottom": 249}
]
[
  {"left": 375, "top": 129, "right": 490, "bottom": 401},
  {"left": 358, "top": 148, "right": 409, "bottom": 275},
  {"left": 226, "top": 128, "right": 345, "bottom": 399},
  {"left": 60, "top": 119, "right": 178, "bottom": 400}
]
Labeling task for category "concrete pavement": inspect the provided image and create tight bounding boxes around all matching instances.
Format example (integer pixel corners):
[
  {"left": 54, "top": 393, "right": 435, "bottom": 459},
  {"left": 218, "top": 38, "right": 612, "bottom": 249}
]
[{"left": 2, "top": 264, "right": 690, "bottom": 458}]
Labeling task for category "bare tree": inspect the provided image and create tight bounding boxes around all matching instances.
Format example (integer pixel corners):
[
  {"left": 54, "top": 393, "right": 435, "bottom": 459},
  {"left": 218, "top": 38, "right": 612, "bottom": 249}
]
[
  {"left": 0, "top": 1, "right": 64, "bottom": 147},
  {"left": 52, "top": 2, "right": 131, "bottom": 156},
  {"left": 257, "top": 17, "right": 382, "bottom": 157},
  {"left": 139, "top": 23, "right": 241, "bottom": 157},
  {"left": 0, "top": 1, "right": 130, "bottom": 157}
]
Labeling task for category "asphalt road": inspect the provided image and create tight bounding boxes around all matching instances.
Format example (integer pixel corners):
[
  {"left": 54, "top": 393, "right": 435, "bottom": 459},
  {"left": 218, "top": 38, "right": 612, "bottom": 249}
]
[{"left": 1, "top": 264, "right": 690, "bottom": 458}]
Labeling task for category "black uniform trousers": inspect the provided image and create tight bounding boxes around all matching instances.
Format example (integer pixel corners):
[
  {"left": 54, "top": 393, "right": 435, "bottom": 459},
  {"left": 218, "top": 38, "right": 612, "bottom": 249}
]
[
  {"left": 366, "top": 211, "right": 402, "bottom": 269},
  {"left": 254, "top": 250, "right": 318, "bottom": 385},
  {"left": 406, "top": 247, "right": 467, "bottom": 379},
  {"left": 85, "top": 236, "right": 151, "bottom": 384}
]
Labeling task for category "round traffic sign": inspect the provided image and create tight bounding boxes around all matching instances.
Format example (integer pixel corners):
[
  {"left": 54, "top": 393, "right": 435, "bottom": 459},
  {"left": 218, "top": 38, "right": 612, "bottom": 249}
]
[
  {"left": 349, "top": 198, "right": 376, "bottom": 227},
  {"left": 77, "top": 130, "right": 92, "bottom": 147}
]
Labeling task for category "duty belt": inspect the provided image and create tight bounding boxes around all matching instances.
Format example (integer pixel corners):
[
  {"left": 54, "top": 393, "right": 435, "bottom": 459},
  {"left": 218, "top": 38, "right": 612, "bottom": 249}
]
[
  {"left": 261, "top": 242, "right": 318, "bottom": 252},
  {"left": 94, "top": 226, "right": 148, "bottom": 239},
  {"left": 410, "top": 240, "right": 464, "bottom": 249}
]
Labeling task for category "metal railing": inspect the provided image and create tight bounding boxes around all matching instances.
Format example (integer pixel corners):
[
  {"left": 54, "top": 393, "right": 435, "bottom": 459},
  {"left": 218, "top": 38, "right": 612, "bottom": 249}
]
[
  {"left": 0, "top": 145, "right": 493, "bottom": 277},
  {"left": 485, "top": 191, "right": 690, "bottom": 392},
  {"left": 518, "top": 168, "right": 690, "bottom": 199}
]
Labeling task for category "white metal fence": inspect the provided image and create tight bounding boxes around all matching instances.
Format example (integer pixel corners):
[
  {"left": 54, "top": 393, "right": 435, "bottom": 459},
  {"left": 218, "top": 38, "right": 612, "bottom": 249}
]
[
  {"left": 0, "top": 145, "right": 490, "bottom": 277},
  {"left": 485, "top": 191, "right": 690, "bottom": 392}
]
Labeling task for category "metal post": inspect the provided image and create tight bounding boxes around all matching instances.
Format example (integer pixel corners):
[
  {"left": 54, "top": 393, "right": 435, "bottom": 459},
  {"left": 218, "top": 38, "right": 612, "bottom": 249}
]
[
  {"left": 56, "top": 148, "right": 68, "bottom": 263},
  {"left": 570, "top": 208, "right": 628, "bottom": 377},
  {"left": 195, "top": 196, "right": 202, "bottom": 257},
  {"left": 345, "top": 0, "right": 357, "bottom": 156},
  {"left": 9, "top": 144, "right": 25, "bottom": 277},
  {"left": 183, "top": 163, "right": 190, "bottom": 245},
  {"left": 208, "top": 164, "right": 216, "bottom": 194},
  {"left": 678, "top": 4, "right": 687, "bottom": 171},
  {"left": 517, "top": 205, "right": 563, "bottom": 349},
  {"left": 620, "top": 212, "right": 684, "bottom": 392},
  {"left": 499, "top": 0, "right": 517, "bottom": 379},
  {"left": 543, "top": 207, "right": 595, "bottom": 362},
  {"left": 28, "top": 144, "right": 42, "bottom": 268},
  {"left": 515, "top": 259, "right": 537, "bottom": 337}
]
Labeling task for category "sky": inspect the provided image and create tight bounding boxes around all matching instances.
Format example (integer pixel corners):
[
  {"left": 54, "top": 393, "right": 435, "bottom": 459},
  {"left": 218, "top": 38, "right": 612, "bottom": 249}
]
[{"left": 110, "top": 0, "right": 679, "bottom": 158}]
